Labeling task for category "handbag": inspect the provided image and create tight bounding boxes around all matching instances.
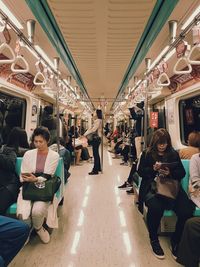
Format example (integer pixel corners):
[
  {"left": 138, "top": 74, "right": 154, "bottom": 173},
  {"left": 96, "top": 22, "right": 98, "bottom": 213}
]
[
  {"left": 22, "top": 173, "right": 61, "bottom": 202},
  {"left": 155, "top": 175, "right": 180, "bottom": 200},
  {"left": 87, "top": 132, "right": 100, "bottom": 145}
]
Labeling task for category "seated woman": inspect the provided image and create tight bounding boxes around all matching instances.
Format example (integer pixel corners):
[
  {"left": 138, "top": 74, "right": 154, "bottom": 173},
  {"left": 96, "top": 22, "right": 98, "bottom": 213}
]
[
  {"left": 17, "top": 126, "right": 59, "bottom": 244},
  {"left": 137, "top": 128, "right": 194, "bottom": 260},
  {"left": 177, "top": 146, "right": 200, "bottom": 267},
  {"left": 6, "top": 127, "right": 29, "bottom": 157},
  {"left": 0, "top": 144, "right": 20, "bottom": 215},
  {"left": 67, "top": 126, "right": 83, "bottom": 165},
  {"left": 179, "top": 131, "right": 200, "bottom": 159}
]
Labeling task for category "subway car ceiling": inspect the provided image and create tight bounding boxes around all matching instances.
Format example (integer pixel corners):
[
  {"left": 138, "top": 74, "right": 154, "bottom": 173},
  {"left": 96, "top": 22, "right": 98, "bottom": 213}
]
[{"left": 0, "top": 0, "right": 200, "bottom": 115}]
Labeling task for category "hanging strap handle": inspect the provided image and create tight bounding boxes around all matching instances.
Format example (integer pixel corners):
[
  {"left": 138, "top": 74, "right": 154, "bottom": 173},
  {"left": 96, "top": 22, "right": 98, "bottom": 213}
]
[
  {"left": 187, "top": 44, "right": 200, "bottom": 65},
  {"left": 33, "top": 71, "right": 47, "bottom": 85},
  {"left": 173, "top": 57, "right": 192, "bottom": 74},
  {"left": 34, "top": 61, "right": 47, "bottom": 85},
  {"left": 0, "top": 43, "right": 15, "bottom": 63},
  {"left": 11, "top": 55, "right": 29, "bottom": 73},
  {"left": 157, "top": 72, "right": 170, "bottom": 86}
]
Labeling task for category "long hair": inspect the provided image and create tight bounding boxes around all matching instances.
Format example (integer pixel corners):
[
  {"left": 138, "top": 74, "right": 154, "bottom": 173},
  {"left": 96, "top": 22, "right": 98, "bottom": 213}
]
[
  {"left": 96, "top": 109, "right": 103, "bottom": 119},
  {"left": 147, "top": 128, "right": 172, "bottom": 159}
]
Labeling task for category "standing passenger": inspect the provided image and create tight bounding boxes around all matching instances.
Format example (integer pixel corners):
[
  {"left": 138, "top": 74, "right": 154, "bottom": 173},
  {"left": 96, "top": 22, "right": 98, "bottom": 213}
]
[
  {"left": 129, "top": 102, "right": 144, "bottom": 159},
  {"left": 84, "top": 109, "right": 102, "bottom": 175},
  {"left": 137, "top": 128, "right": 194, "bottom": 259}
]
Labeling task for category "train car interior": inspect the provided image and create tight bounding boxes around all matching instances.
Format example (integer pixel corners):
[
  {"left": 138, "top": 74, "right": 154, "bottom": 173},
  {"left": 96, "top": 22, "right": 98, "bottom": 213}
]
[{"left": 0, "top": 1, "right": 200, "bottom": 267}]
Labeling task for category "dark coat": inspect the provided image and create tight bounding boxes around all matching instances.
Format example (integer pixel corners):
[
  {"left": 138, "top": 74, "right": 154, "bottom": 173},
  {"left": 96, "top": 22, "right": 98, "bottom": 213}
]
[
  {"left": 0, "top": 146, "right": 20, "bottom": 201},
  {"left": 137, "top": 148, "right": 186, "bottom": 204}
]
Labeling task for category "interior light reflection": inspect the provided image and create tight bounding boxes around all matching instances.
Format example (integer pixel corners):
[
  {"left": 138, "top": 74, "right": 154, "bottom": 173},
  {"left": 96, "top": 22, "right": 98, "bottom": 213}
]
[
  {"left": 123, "top": 232, "right": 132, "bottom": 255},
  {"left": 116, "top": 196, "right": 121, "bottom": 205},
  {"left": 107, "top": 151, "right": 113, "bottom": 166},
  {"left": 119, "top": 210, "right": 126, "bottom": 227},
  {"left": 114, "top": 186, "right": 118, "bottom": 195},
  {"left": 82, "top": 196, "right": 88, "bottom": 207},
  {"left": 85, "top": 185, "right": 90, "bottom": 195},
  {"left": 117, "top": 175, "right": 121, "bottom": 182},
  {"left": 77, "top": 210, "right": 84, "bottom": 226},
  {"left": 70, "top": 231, "right": 81, "bottom": 254}
]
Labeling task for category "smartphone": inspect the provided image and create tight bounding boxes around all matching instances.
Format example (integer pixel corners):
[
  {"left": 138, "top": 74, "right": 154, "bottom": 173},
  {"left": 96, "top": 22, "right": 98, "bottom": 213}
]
[{"left": 21, "top": 173, "right": 31, "bottom": 176}]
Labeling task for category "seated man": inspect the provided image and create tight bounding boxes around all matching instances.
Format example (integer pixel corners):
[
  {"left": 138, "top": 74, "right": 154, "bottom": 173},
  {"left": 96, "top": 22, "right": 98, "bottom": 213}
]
[{"left": 0, "top": 216, "right": 30, "bottom": 267}]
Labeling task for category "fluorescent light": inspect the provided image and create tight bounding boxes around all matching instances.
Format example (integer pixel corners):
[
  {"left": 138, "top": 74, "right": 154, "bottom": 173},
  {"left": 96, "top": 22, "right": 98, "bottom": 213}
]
[
  {"left": 35, "top": 45, "right": 56, "bottom": 71},
  {"left": 0, "top": 0, "right": 23, "bottom": 29},
  {"left": 181, "top": 5, "right": 200, "bottom": 30},
  {"left": 149, "top": 46, "right": 169, "bottom": 70}
]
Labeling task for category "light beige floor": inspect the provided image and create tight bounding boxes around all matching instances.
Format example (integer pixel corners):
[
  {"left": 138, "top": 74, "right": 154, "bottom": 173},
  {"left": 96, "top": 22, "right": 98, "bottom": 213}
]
[{"left": 10, "top": 149, "right": 181, "bottom": 267}]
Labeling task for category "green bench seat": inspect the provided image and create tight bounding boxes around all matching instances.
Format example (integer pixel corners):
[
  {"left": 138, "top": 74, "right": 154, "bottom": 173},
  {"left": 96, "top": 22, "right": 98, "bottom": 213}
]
[
  {"left": 6, "top": 157, "right": 66, "bottom": 215},
  {"left": 163, "top": 160, "right": 200, "bottom": 217}
]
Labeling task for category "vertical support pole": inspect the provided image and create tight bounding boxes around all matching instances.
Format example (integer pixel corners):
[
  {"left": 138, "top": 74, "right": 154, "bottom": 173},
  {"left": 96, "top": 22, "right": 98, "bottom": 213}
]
[
  {"left": 54, "top": 57, "right": 60, "bottom": 153},
  {"left": 143, "top": 58, "right": 151, "bottom": 150},
  {"left": 101, "top": 112, "right": 104, "bottom": 173}
]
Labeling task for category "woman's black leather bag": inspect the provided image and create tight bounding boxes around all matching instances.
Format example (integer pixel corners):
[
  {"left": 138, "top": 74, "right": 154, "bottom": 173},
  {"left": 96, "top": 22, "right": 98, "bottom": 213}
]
[{"left": 22, "top": 173, "right": 61, "bottom": 202}]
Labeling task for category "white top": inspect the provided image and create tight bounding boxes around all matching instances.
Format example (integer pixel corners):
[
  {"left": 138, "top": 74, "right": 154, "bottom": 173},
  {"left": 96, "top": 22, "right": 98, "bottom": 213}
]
[
  {"left": 84, "top": 119, "right": 102, "bottom": 137},
  {"left": 189, "top": 153, "right": 200, "bottom": 208}
]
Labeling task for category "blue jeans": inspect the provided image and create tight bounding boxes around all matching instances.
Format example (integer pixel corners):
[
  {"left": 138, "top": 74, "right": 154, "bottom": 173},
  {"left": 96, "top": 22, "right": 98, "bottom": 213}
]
[{"left": 0, "top": 216, "right": 30, "bottom": 266}]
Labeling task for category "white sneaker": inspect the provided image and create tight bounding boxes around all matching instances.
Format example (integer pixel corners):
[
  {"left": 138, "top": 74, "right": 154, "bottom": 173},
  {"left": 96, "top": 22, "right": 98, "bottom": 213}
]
[{"left": 36, "top": 227, "right": 50, "bottom": 244}]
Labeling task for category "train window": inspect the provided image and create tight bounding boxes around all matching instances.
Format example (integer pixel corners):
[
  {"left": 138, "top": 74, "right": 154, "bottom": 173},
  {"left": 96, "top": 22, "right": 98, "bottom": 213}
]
[
  {"left": 179, "top": 94, "right": 200, "bottom": 145},
  {"left": 0, "top": 91, "right": 26, "bottom": 144}
]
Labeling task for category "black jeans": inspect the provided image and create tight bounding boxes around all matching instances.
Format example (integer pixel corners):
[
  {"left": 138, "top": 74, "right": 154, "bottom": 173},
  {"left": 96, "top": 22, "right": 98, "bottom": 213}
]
[
  {"left": 92, "top": 139, "right": 101, "bottom": 172},
  {"left": 0, "top": 187, "right": 15, "bottom": 215},
  {"left": 121, "top": 145, "right": 129, "bottom": 162},
  {"left": 145, "top": 188, "right": 195, "bottom": 243},
  {"left": 127, "top": 162, "right": 137, "bottom": 184}
]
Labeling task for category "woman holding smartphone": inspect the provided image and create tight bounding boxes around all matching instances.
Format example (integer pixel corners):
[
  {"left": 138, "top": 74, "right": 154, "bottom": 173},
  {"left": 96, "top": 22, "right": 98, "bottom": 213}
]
[
  {"left": 138, "top": 128, "right": 194, "bottom": 260},
  {"left": 17, "top": 127, "right": 59, "bottom": 244}
]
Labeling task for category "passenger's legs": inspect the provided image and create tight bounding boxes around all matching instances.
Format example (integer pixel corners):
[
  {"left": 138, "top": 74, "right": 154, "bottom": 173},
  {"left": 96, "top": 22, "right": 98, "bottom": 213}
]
[
  {"left": 177, "top": 217, "right": 200, "bottom": 267},
  {"left": 92, "top": 140, "right": 101, "bottom": 172},
  {"left": 135, "top": 136, "right": 142, "bottom": 159},
  {"left": 32, "top": 201, "right": 50, "bottom": 244},
  {"left": 75, "top": 148, "right": 81, "bottom": 165},
  {"left": 31, "top": 201, "right": 49, "bottom": 230},
  {"left": 0, "top": 188, "right": 15, "bottom": 215},
  {"left": 0, "top": 216, "right": 29, "bottom": 266},
  {"left": 146, "top": 197, "right": 165, "bottom": 241},
  {"left": 172, "top": 189, "right": 195, "bottom": 245}
]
